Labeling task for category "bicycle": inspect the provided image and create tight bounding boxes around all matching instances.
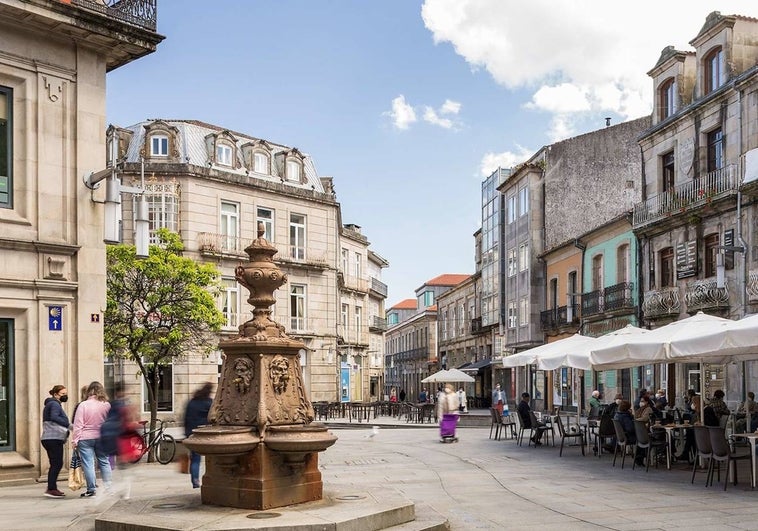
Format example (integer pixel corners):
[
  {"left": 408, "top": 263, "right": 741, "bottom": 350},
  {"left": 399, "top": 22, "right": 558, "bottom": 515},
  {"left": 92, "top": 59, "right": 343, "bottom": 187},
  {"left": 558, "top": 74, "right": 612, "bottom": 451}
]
[{"left": 121, "top": 418, "right": 176, "bottom": 465}]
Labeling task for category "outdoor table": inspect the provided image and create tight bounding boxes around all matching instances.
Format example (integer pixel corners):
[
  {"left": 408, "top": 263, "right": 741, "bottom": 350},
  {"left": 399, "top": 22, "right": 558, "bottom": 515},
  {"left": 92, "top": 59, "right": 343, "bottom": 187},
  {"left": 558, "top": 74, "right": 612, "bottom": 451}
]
[
  {"left": 730, "top": 432, "right": 758, "bottom": 489},
  {"left": 660, "top": 423, "right": 694, "bottom": 470}
]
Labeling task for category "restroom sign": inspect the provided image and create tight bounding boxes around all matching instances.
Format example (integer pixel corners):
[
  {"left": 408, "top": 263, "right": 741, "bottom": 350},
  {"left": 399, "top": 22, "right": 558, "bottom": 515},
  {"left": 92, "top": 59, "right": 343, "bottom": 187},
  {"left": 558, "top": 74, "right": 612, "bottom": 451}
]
[{"left": 48, "top": 306, "right": 63, "bottom": 331}]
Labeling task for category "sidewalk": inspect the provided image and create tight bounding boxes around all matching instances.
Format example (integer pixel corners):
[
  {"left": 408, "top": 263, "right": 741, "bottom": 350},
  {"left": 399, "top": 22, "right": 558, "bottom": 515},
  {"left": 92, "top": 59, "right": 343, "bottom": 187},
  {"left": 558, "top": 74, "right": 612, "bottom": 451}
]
[{"left": 4, "top": 424, "right": 758, "bottom": 530}]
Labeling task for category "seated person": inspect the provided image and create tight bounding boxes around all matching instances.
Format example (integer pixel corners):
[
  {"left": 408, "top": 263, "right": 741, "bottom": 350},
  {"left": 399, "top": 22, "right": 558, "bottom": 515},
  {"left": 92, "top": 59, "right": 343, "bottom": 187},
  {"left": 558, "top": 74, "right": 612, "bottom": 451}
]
[
  {"left": 676, "top": 397, "right": 701, "bottom": 463},
  {"left": 708, "top": 389, "right": 730, "bottom": 419},
  {"left": 736, "top": 392, "right": 758, "bottom": 433},
  {"left": 634, "top": 396, "right": 654, "bottom": 425},
  {"left": 587, "top": 390, "right": 602, "bottom": 419},
  {"left": 614, "top": 400, "right": 643, "bottom": 465},
  {"left": 517, "top": 392, "right": 547, "bottom": 446},
  {"left": 682, "top": 389, "right": 700, "bottom": 422},
  {"left": 655, "top": 389, "right": 668, "bottom": 409}
]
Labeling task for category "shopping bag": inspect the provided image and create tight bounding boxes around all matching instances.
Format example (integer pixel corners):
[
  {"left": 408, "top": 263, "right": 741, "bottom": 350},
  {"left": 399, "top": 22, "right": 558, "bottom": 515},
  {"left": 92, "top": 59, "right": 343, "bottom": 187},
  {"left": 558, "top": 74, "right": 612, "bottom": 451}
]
[{"left": 68, "top": 450, "right": 84, "bottom": 491}]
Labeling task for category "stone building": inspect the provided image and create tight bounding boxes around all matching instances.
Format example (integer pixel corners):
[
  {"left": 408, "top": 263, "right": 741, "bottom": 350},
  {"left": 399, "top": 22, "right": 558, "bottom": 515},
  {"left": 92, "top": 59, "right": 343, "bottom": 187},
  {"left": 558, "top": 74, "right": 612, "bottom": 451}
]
[
  {"left": 0, "top": 0, "right": 162, "bottom": 483},
  {"left": 634, "top": 12, "right": 758, "bottom": 403},
  {"left": 110, "top": 119, "right": 387, "bottom": 410}
]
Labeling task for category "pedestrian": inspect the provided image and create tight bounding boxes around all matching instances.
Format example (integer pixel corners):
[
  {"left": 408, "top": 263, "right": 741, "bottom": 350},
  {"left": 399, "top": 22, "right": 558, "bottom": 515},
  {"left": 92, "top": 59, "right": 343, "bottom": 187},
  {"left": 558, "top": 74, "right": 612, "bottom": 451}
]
[
  {"left": 457, "top": 387, "right": 468, "bottom": 413},
  {"left": 419, "top": 388, "right": 428, "bottom": 403},
  {"left": 184, "top": 382, "right": 213, "bottom": 488},
  {"left": 41, "top": 384, "right": 70, "bottom": 498},
  {"left": 71, "top": 385, "right": 89, "bottom": 424},
  {"left": 492, "top": 384, "right": 505, "bottom": 414},
  {"left": 399, "top": 389, "right": 406, "bottom": 403},
  {"left": 389, "top": 388, "right": 397, "bottom": 403},
  {"left": 72, "top": 381, "right": 111, "bottom": 497},
  {"left": 99, "top": 382, "right": 139, "bottom": 499}
]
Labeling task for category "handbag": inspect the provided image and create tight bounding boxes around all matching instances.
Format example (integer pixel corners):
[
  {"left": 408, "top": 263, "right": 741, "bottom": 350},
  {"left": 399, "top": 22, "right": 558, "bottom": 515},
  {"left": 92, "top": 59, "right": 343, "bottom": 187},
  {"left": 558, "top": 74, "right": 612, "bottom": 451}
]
[{"left": 68, "top": 449, "right": 84, "bottom": 491}]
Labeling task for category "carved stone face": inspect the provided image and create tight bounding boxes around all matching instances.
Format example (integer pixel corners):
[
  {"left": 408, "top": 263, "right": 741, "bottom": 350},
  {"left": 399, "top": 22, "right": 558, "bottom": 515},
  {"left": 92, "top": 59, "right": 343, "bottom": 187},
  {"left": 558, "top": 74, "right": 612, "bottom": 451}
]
[
  {"left": 232, "top": 357, "right": 254, "bottom": 394},
  {"left": 269, "top": 356, "right": 290, "bottom": 395}
]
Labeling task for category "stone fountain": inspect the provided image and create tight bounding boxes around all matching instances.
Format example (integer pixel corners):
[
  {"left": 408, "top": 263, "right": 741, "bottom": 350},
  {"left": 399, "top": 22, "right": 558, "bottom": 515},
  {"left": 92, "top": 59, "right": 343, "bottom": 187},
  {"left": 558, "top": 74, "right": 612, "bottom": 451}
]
[{"left": 183, "top": 223, "right": 337, "bottom": 510}]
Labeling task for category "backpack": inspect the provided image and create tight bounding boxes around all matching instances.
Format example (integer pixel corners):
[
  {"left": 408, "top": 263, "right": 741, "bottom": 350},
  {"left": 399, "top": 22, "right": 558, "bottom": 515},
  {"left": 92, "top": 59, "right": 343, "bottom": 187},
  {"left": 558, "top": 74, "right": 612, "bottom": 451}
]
[{"left": 99, "top": 400, "right": 125, "bottom": 456}]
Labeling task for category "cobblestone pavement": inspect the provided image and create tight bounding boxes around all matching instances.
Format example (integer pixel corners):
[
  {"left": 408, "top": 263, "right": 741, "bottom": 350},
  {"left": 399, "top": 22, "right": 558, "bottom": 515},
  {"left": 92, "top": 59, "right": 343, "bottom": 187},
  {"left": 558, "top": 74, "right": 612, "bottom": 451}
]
[{"left": 4, "top": 422, "right": 758, "bottom": 530}]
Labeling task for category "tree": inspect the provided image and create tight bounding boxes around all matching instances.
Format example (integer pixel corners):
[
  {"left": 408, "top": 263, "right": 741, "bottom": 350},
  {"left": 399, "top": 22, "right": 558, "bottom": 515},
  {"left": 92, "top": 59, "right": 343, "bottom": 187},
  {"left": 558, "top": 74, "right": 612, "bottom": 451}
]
[{"left": 105, "top": 229, "right": 225, "bottom": 459}]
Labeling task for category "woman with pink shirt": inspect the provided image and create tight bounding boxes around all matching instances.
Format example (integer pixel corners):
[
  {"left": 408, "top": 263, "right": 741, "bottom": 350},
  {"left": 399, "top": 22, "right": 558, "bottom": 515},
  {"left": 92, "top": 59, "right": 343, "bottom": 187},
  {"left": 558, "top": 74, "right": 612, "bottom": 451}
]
[{"left": 72, "top": 381, "right": 111, "bottom": 497}]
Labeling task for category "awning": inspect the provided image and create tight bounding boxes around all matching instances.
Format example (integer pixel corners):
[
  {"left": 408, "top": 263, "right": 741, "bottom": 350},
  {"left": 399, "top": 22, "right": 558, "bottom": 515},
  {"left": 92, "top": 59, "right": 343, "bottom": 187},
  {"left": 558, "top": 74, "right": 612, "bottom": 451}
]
[{"left": 460, "top": 358, "right": 491, "bottom": 372}]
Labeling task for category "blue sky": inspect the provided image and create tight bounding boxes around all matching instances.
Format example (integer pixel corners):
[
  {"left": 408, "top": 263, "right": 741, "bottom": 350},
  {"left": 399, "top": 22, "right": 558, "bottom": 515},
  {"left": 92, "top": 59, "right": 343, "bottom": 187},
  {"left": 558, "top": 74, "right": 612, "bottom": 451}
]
[{"left": 106, "top": 1, "right": 754, "bottom": 305}]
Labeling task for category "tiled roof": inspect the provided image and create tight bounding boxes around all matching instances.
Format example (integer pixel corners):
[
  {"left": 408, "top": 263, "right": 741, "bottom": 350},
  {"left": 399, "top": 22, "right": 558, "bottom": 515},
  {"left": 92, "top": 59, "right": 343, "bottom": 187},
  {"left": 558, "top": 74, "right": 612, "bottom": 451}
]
[
  {"left": 423, "top": 274, "right": 470, "bottom": 287},
  {"left": 391, "top": 298, "right": 417, "bottom": 310}
]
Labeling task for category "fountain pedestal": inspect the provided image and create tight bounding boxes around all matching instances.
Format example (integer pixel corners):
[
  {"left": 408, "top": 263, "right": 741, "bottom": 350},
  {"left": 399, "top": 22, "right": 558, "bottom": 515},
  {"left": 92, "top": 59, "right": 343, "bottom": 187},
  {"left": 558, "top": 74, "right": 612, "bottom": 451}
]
[{"left": 183, "top": 223, "right": 337, "bottom": 510}]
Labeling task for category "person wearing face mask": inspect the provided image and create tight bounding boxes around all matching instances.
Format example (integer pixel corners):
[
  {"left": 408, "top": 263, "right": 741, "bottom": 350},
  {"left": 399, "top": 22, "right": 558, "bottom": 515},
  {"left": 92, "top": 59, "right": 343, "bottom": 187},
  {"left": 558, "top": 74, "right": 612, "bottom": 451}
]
[
  {"left": 655, "top": 389, "right": 668, "bottom": 409},
  {"left": 634, "top": 396, "right": 654, "bottom": 424},
  {"left": 41, "top": 384, "right": 70, "bottom": 498}
]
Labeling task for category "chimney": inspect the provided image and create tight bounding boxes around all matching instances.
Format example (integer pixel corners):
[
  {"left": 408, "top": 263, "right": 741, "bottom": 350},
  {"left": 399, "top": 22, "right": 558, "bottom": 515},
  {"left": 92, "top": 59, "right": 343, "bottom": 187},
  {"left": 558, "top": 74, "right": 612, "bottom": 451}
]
[{"left": 605, "top": 117, "right": 611, "bottom": 127}]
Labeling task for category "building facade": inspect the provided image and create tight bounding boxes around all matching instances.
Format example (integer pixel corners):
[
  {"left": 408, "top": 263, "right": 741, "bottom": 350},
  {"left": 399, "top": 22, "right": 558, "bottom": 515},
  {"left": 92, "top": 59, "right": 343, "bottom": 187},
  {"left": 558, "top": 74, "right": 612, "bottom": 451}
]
[{"left": 0, "top": 0, "right": 162, "bottom": 483}]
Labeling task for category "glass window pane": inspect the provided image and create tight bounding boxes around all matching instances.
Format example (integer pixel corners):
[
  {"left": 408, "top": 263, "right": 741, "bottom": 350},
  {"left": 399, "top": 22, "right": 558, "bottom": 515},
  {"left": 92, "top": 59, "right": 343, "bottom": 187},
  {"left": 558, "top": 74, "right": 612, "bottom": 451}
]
[{"left": 0, "top": 320, "right": 12, "bottom": 448}]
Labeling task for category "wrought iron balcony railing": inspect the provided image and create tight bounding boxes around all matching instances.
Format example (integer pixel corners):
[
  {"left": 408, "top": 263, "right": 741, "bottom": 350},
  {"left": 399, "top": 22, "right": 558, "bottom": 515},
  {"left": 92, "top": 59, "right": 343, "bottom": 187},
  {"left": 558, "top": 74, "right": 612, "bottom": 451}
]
[
  {"left": 642, "top": 287, "right": 681, "bottom": 319},
  {"left": 539, "top": 304, "right": 579, "bottom": 330},
  {"left": 748, "top": 270, "right": 758, "bottom": 303},
  {"left": 633, "top": 165, "right": 738, "bottom": 228},
  {"left": 684, "top": 278, "right": 729, "bottom": 312},
  {"left": 369, "top": 276, "right": 388, "bottom": 298},
  {"left": 603, "top": 282, "right": 635, "bottom": 312},
  {"left": 582, "top": 290, "right": 602, "bottom": 316},
  {"left": 73, "top": 0, "right": 157, "bottom": 31},
  {"left": 368, "top": 315, "right": 387, "bottom": 331}
]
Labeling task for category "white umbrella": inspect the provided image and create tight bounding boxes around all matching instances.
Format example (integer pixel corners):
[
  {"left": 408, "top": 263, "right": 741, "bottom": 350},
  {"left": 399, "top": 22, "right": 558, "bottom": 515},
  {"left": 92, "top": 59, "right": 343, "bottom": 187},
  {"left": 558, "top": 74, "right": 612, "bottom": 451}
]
[
  {"left": 584, "top": 324, "right": 653, "bottom": 370},
  {"left": 421, "top": 368, "right": 474, "bottom": 383},
  {"left": 502, "top": 334, "right": 594, "bottom": 369},
  {"left": 533, "top": 335, "right": 598, "bottom": 371},
  {"left": 669, "top": 313, "right": 758, "bottom": 364},
  {"left": 590, "top": 312, "right": 730, "bottom": 369}
]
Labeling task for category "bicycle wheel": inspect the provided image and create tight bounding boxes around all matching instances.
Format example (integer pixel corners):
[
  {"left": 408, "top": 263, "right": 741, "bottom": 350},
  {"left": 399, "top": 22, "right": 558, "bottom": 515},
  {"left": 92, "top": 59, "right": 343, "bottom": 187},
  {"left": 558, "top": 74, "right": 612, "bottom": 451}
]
[
  {"left": 121, "top": 433, "right": 146, "bottom": 464},
  {"left": 156, "top": 434, "right": 176, "bottom": 465}
]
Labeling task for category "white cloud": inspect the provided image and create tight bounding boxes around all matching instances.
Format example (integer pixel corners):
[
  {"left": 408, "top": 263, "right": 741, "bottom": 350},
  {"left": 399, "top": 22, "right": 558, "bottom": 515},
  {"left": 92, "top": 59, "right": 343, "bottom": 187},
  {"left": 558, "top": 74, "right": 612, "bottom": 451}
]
[
  {"left": 479, "top": 145, "right": 534, "bottom": 176},
  {"left": 440, "top": 99, "right": 461, "bottom": 115},
  {"left": 422, "top": 0, "right": 753, "bottom": 135},
  {"left": 423, "top": 106, "right": 453, "bottom": 129},
  {"left": 386, "top": 95, "right": 417, "bottom": 130}
]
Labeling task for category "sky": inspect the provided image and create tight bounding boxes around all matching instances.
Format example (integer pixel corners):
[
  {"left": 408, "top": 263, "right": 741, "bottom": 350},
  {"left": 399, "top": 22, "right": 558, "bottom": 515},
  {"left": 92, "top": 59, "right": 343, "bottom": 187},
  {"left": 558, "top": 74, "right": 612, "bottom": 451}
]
[{"left": 106, "top": 0, "right": 756, "bottom": 305}]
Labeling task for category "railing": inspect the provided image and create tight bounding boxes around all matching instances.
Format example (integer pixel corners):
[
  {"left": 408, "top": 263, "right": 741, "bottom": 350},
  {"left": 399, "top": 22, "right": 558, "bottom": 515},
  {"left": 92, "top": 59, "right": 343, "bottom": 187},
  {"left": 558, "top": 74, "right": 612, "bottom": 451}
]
[
  {"left": 197, "top": 232, "right": 246, "bottom": 256},
  {"left": 642, "top": 287, "right": 681, "bottom": 319},
  {"left": 368, "top": 315, "right": 387, "bottom": 331},
  {"left": 539, "top": 304, "right": 578, "bottom": 330},
  {"left": 582, "top": 290, "right": 602, "bottom": 316},
  {"left": 340, "top": 273, "right": 368, "bottom": 293},
  {"left": 73, "top": 0, "right": 157, "bottom": 32},
  {"left": 603, "top": 282, "right": 634, "bottom": 311},
  {"left": 337, "top": 324, "right": 369, "bottom": 346},
  {"left": 748, "top": 270, "right": 758, "bottom": 303},
  {"left": 369, "top": 276, "right": 388, "bottom": 298},
  {"left": 395, "top": 348, "right": 429, "bottom": 362},
  {"left": 684, "top": 278, "right": 729, "bottom": 312},
  {"left": 633, "top": 165, "right": 738, "bottom": 228},
  {"left": 277, "top": 245, "right": 329, "bottom": 268}
]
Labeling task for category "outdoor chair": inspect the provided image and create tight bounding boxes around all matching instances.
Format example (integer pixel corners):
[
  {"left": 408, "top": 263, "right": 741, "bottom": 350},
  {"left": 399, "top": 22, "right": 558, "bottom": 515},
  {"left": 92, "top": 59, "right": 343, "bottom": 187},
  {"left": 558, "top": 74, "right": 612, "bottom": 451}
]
[
  {"left": 633, "top": 420, "right": 668, "bottom": 471},
  {"left": 691, "top": 425, "right": 713, "bottom": 486},
  {"left": 555, "top": 414, "right": 585, "bottom": 457},
  {"left": 517, "top": 410, "right": 535, "bottom": 446},
  {"left": 489, "top": 408, "right": 502, "bottom": 440},
  {"left": 420, "top": 404, "right": 435, "bottom": 424},
  {"left": 611, "top": 419, "right": 632, "bottom": 468},
  {"left": 496, "top": 408, "right": 517, "bottom": 440},
  {"left": 528, "top": 410, "right": 550, "bottom": 447},
  {"left": 708, "top": 426, "right": 753, "bottom": 490},
  {"left": 594, "top": 414, "right": 616, "bottom": 458}
]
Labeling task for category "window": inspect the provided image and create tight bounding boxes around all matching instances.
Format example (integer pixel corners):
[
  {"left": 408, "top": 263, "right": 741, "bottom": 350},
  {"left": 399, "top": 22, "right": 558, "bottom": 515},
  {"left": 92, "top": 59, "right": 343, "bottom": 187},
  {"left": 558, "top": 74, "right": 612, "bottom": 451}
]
[
  {"left": 253, "top": 151, "right": 269, "bottom": 174},
  {"left": 507, "top": 195, "right": 517, "bottom": 223},
  {"left": 518, "top": 186, "right": 529, "bottom": 216},
  {"left": 659, "top": 78, "right": 676, "bottom": 120},
  {"left": 341, "top": 248, "right": 349, "bottom": 273},
  {"left": 0, "top": 87, "right": 11, "bottom": 208},
  {"left": 592, "top": 254, "right": 603, "bottom": 290},
  {"left": 507, "top": 248, "right": 517, "bottom": 277},
  {"left": 519, "top": 243, "right": 529, "bottom": 272},
  {"left": 507, "top": 301, "right": 517, "bottom": 328},
  {"left": 290, "top": 284, "right": 306, "bottom": 330},
  {"left": 341, "top": 303, "right": 348, "bottom": 326},
  {"left": 354, "top": 253, "right": 362, "bottom": 278},
  {"left": 459, "top": 304, "right": 466, "bottom": 335},
  {"left": 0, "top": 319, "right": 14, "bottom": 449},
  {"left": 220, "top": 202, "right": 239, "bottom": 251},
  {"left": 704, "top": 47, "right": 725, "bottom": 94},
  {"left": 707, "top": 128, "right": 724, "bottom": 172},
  {"left": 662, "top": 151, "right": 675, "bottom": 193},
  {"left": 549, "top": 278, "right": 558, "bottom": 309},
  {"left": 142, "top": 360, "right": 173, "bottom": 413},
  {"left": 286, "top": 160, "right": 301, "bottom": 182},
  {"left": 150, "top": 134, "right": 168, "bottom": 157},
  {"left": 355, "top": 307, "right": 362, "bottom": 340},
  {"left": 441, "top": 310, "right": 448, "bottom": 340},
  {"left": 289, "top": 213, "right": 306, "bottom": 260},
  {"left": 256, "top": 207, "right": 274, "bottom": 242},
  {"left": 422, "top": 291, "right": 434, "bottom": 307},
  {"left": 660, "top": 247, "right": 674, "bottom": 288},
  {"left": 387, "top": 312, "right": 398, "bottom": 326},
  {"left": 450, "top": 308, "right": 456, "bottom": 338},
  {"left": 704, "top": 233, "right": 719, "bottom": 278},
  {"left": 145, "top": 183, "right": 179, "bottom": 244},
  {"left": 519, "top": 297, "right": 529, "bottom": 326},
  {"left": 616, "top": 244, "right": 629, "bottom": 283},
  {"left": 216, "top": 144, "right": 233, "bottom": 166},
  {"left": 568, "top": 271, "right": 577, "bottom": 310},
  {"left": 220, "top": 278, "right": 239, "bottom": 328}
]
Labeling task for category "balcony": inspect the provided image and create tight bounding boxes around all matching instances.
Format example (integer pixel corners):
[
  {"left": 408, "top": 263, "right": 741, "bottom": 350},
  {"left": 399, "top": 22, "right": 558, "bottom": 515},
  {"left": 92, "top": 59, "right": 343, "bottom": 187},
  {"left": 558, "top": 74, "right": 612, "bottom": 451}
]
[
  {"left": 338, "top": 272, "right": 369, "bottom": 293},
  {"left": 369, "top": 276, "right": 388, "bottom": 298},
  {"left": 633, "top": 165, "right": 738, "bottom": 229},
  {"left": 368, "top": 315, "right": 387, "bottom": 332},
  {"left": 470, "top": 317, "right": 484, "bottom": 335},
  {"left": 73, "top": 0, "right": 157, "bottom": 31},
  {"left": 582, "top": 283, "right": 635, "bottom": 317},
  {"left": 197, "top": 232, "right": 246, "bottom": 257},
  {"left": 642, "top": 287, "right": 681, "bottom": 319},
  {"left": 539, "top": 304, "right": 579, "bottom": 331},
  {"left": 277, "top": 245, "right": 329, "bottom": 270},
  {"left": 198, "top": 235, "right": 330, "bottom": 270},
  {"left": 684, "top": 278, "right": 729, "bottom": 313},
  {"left": 337, "top": 324, "right": 369, "bottom": 346}
]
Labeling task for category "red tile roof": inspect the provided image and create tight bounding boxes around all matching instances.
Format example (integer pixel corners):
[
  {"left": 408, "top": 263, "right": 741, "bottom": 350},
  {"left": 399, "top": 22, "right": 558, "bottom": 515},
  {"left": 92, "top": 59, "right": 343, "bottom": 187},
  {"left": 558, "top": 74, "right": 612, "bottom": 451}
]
[
  {"left": 423, "top": 274, "right": 470, "bottom": 287},
  {"left": 391, "top": 298, "right": 418, "bottom": 310}
]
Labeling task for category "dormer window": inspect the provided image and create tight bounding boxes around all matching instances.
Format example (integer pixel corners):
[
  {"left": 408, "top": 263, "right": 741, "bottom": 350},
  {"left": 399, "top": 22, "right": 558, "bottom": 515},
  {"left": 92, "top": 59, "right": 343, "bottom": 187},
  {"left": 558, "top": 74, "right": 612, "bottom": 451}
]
[
  {"left": 704, "top": 46, "right": 725, "bottom": 94},
  {"left": 151, "top": 135, "right": 168, "bottom": 157},
  {"left": 659, "top": 78, "right": 676, "bottom": 120},
  {"left": 286, "top": 159, "right": 302, "bottom": 182},
  {"left": 254, "top": 151, "right": 269, "bottom": 174},
  {"left": 216, "top": 144, "right": 233, "bottom": 166}
]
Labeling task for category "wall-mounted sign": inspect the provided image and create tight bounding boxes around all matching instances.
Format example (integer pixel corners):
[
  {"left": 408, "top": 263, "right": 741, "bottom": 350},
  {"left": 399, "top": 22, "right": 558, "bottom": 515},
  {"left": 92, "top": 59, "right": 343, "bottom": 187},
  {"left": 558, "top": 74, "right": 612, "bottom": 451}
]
[
  {"left": 48, "top": 306, "right": 62, "bottom": 331},
  {"left": 676, "top": 240, "right": 697, "bottom": 279},
  {"left": 724, "top": 228, "right": 735, "bottom": 270}
]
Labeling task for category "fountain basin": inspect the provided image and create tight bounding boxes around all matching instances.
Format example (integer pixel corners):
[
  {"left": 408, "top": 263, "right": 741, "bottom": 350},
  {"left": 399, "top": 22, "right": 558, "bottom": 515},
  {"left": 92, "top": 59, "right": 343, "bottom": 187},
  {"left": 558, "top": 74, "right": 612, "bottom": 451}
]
[
  {"left": 263, "top": 423, "right": 337, "bottom": 454},
  {"left": 183, "top": 425, "right": 260, "bottom": 456}
]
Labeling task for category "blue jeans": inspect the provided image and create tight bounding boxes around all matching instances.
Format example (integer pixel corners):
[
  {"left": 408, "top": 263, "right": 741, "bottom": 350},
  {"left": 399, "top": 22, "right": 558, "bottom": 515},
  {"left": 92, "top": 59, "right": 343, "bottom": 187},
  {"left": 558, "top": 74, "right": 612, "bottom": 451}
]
[
  {"left": 77, "top": 438, "right": 112, "bottom": 493},
  {"left": 189, "top": 451, "right": 202, "bottom": 487}
]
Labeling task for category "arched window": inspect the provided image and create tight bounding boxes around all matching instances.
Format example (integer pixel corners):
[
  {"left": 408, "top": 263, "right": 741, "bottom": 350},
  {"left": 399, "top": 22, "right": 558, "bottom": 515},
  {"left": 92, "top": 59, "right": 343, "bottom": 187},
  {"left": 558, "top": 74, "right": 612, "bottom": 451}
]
[
  {"left": 253, "top": 151, "right": 269, "bottom": 174},
  {"left": 286, "top": 159, "right": 302, "bottom": 182},
  {"left": 704, "top": 46, "right": 725, "bottom": 94},
  {"left": 659, "top": 78, "right": 676, "bottom": 120}
]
